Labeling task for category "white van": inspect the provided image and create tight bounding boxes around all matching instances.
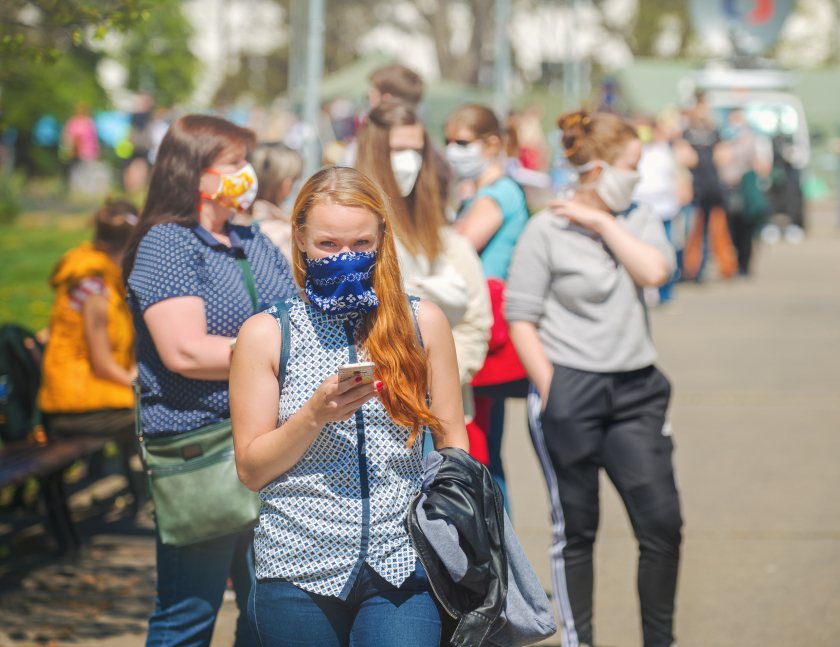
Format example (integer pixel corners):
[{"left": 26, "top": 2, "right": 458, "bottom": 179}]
[{"left": 682, "top": 65, "right": 809, "bottom": 169}]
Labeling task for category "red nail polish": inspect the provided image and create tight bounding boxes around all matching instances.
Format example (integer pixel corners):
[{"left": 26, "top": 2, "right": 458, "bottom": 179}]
[{"left": 374, "top": 380, "right": 384, "bottom": 392}]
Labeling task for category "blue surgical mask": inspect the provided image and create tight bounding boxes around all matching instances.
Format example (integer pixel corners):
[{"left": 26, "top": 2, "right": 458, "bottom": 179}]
[{"left": 304, "top": 251, "right": 379, "bottom": 316}]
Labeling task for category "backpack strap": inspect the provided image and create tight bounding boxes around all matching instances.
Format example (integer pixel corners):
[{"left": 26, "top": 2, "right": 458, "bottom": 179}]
[
  {"left": 270, "top": 297, "right": 416, "bottom": 385},
  {"left": 270, "top": 299, "right": 292, "bottom": 384},
  {"left": 407, "top": 295, "right": 423, "bottom": 349}
]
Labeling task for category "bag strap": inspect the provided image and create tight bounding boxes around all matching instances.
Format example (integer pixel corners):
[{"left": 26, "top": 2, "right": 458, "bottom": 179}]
[
  {"left": 270, "top": 297, "right": 418, "bottom": 384},
  {"left": 133, "top": 380, "right": 144, "bottom": 443},
  {"left": 236, "top": 257, "right": 259, "bottom": 313},
  {"left": 270, "top": 300, "right": 292, "bottom": 384},
  {"left": 188, "top": 223, "right": 259, "bottom": 313}
]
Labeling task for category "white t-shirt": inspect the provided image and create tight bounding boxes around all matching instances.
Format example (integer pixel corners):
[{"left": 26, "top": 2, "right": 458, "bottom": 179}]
[{"left": 634, "top": 141, "right": 681, "bottom": 221}]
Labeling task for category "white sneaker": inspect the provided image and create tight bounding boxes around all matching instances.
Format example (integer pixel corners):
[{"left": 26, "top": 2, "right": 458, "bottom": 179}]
[
  {"left": 784, "top": 224, "right": 804, "bottom": 244},
  {"left": 760, "top": 223, "right": 781, "bottom": 245}
]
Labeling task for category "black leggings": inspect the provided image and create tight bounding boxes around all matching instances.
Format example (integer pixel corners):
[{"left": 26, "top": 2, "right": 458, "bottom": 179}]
[
  {"left": 727, "top": 209, "right": 756, "bottom": 276},
  {"left": 534, "top": 365, "right": 682, "bottom": 647}
]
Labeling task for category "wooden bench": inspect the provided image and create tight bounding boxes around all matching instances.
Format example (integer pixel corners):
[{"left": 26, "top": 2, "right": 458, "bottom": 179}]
[{"left": 0, "top": 435, "right": 108, "bottom": 553}]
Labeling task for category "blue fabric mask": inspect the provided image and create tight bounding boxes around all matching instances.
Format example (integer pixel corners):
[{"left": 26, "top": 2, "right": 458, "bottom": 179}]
[{"left": 304, "top": 251, "right": 379, "bottom": 315}]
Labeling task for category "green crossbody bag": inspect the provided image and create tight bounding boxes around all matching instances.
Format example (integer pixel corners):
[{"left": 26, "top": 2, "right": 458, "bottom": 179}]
[
  {"left": 136, "top": 415, "right": 260, "bottom": 546},
  {"left": 134, "top": 250, "right": 266, "bottom": 546}
]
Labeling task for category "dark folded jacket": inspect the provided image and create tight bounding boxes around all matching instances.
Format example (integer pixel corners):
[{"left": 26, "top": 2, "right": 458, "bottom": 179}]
[{"left": 407, "top": 447, "right": 556, "bottom": 647}]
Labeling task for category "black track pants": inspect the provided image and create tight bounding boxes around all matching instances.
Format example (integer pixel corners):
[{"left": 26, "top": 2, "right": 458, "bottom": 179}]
[{"left": 532, "top": 364, "right": 682, "bottom": 647}]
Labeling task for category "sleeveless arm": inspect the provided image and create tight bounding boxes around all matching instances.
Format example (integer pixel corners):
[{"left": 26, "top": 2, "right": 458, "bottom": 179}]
[{"left": 231, "top": 311, "right": 381, "bottom": 490}]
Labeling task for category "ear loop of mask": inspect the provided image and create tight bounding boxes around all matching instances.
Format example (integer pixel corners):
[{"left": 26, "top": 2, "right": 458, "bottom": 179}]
[
  {"left": 575, "top": 160, "right": 601, "bottom": 190},
  {"left": 199, "top": 168, "right": 222, "bottom": 203}
]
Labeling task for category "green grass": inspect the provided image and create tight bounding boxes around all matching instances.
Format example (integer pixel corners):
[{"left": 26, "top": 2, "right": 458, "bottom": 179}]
[{"left": 0, "top": 217, "right": 92, "bottom": 331}]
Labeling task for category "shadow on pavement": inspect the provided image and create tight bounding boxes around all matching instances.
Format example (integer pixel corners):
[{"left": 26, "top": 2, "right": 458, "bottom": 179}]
[{"left": 0, "top": 474, "right": 156, "bottom": 644}]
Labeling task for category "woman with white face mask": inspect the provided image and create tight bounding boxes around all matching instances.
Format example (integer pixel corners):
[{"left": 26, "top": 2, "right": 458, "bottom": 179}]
[
  {"left": 506, "top": 110, "right": 681, "bottom": 647},
  {"left": 443, "top": 104, "right": 530, "bottom": 511},
  {"left": 355, "top": 101, "right": 491, "bottom": 398}
]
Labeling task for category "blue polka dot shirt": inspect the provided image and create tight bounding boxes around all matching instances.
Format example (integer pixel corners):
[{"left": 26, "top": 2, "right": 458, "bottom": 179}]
[{"left": 127, "top": 222, "right": 297, "bottom": 436}]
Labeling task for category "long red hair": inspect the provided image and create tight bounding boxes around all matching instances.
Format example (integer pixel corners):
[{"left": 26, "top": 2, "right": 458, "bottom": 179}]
[{"left": 291, "top": 166, "right": 440, "bottom": 444}]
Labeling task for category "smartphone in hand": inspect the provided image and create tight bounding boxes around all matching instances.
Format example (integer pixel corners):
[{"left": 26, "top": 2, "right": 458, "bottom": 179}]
[{"left": 337, "top": 361, "right": 376, "bottom": 385}]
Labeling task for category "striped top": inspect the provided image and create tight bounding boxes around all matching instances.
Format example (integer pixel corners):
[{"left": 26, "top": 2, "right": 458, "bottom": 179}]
[{"left": 254, "top": 296, "right": 423, "bottom": 599}]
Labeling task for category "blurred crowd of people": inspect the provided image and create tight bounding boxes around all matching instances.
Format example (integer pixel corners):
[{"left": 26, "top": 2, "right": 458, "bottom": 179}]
[{"left": 19, "top": 62, "right": 814, "bottom": 647}]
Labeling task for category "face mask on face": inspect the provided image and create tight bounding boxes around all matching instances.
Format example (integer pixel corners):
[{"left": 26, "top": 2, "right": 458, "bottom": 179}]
[
  {"left": 579, "top": 160, "right": 640, "bottom": 213},
  {"left": 304, "top": 250, "right": 379, "bottom": 316},
  {"left": 390, "top": 149, "right": 423, "bottom": 197},
  {"left": 201, "top": 162, "right": 259, "bottom": 212},
  {"left": 445, "top": 141, "right": 488, "bottom": 179}
]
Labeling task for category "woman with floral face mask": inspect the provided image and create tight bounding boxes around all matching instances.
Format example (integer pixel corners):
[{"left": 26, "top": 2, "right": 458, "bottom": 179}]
[
  {"left": 443, "top": 103, "right": 530, "bottom": 508},
  {"left": 124, "top": 114, "right": 296, "bottom": 646},
  {"left": 229, "top": 166, "right": 469, "bottom": 646},
  {"left": 506, "top": 110, "right": 681, "bottom": 647},
  {"left": 355, "top": 100, "right": 491, "bottom": 430}
]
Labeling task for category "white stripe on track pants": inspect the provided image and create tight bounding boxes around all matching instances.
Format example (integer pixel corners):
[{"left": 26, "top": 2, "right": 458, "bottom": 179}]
[{"left": 527, "top": 384, "right": 580, "bottom": 647}]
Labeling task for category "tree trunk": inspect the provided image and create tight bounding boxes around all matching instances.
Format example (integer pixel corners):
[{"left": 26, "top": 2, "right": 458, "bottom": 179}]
[{"left": 421, "top": 0, "right": 494, "bottom": 84}]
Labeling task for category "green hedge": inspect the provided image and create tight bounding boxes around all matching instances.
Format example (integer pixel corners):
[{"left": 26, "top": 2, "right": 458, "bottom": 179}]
[{"left": 0, "top": 223, "right": 91, "bottom": 330}]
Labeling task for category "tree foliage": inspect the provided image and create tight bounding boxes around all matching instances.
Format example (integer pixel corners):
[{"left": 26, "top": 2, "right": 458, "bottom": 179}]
[
  {"left": 374, "top": 0, "right": 497, "bottom": 84},
  {"left": 274, "top": 0, "right": 502, "bottom": 86},
  {"left": 0, "top": 0, "right": 196, "bottom": 175},
  {"left": 0, "top": 0, "right": 149, "bottom": 65},
  {"left": 115, "top": 2, "right": 197, "bottom": 107},
  {"left": 631, "top": 0, "right": 692, "bottom": 57},
  {"left": 214, "top": 49, "right": 291, "bottom": 106},
  {"left": 0, "top": 0, "right": 151, "bottom": 132},
  {"left": 2, "top": 46, "right": 107, "bottom": 133}
]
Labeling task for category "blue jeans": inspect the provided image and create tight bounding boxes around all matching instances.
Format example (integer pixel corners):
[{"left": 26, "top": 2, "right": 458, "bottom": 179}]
[
  {"left": 249, "top": 562, "right": 441, "bottom": 646},
  {"left": 147, "top": 529, "right": 257, "bottom": 647}
]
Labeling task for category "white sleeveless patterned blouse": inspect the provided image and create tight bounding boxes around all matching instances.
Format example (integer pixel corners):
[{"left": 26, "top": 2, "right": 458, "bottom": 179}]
[{"left": 254, "top": 296, "right": 424, "bottom": 599}]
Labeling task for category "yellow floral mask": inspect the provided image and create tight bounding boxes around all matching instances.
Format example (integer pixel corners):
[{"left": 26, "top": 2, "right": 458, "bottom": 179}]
[{"left": 200, "top": 162, "right": 259, "bottom": 212}]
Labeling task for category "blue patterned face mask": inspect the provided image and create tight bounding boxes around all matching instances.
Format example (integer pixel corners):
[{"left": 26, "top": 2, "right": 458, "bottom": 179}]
[{"left": 304, "top": 251, "right": 379, "bottom": 315}]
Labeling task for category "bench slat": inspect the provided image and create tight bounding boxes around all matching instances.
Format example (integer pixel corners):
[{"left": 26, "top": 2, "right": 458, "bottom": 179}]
[{"left": 0, "top": 437, "right": 108, "bottom": 488}]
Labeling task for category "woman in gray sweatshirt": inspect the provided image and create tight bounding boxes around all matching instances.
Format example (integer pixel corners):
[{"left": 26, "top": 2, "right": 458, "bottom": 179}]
[{"left": 506, "top": 110, "right": 682, "bottom": 647}]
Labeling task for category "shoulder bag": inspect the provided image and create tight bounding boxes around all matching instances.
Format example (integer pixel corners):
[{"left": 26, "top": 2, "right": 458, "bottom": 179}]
[{"left": 135, "top": 249, "right": 263, "bottom": 546}]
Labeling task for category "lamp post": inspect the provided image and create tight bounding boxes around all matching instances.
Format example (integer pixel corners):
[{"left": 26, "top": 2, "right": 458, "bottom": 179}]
[
  {"left": 301, "top": 0, "right": 325, "bottom": 178},
  {"left": 493, "top": 0, "right": 512, "bottom": 120},
  {"left": 562, "top": 0, "right": 581, "bottom": 109}
]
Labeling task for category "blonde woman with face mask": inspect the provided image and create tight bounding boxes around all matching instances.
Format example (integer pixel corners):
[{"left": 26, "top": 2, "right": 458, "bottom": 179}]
[
  {"left": 355, "top": 101, "right": 491, "bottom": 395},
  {"left": 506, "top": 110, "right": 681, "bottom": 647}
]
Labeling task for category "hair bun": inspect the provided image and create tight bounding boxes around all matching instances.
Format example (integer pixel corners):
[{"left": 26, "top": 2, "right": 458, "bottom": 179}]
[
  {"left": 559, "top": 110, "right": 591, "bottom": 131},
  {"left": 558, "top": 110, "right": 590, "bottom": 159}
]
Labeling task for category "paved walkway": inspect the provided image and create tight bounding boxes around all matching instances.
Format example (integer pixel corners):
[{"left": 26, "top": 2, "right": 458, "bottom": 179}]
[
  {"left": 1, "top": 199, "right": 838, "bottom": 646},
  {"left": 507, "top": 198, "right": 840, "bottom": 646}
]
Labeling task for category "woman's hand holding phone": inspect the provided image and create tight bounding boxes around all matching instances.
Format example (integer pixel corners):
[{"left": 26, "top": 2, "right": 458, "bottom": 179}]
[{"left": 305, "top": 367, "right": 383, "bottom": 426}]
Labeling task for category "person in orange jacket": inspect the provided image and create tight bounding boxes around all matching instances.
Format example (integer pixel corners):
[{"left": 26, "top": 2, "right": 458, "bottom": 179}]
[{"left": 38, "top": 198, "right": 139, "bottom": 481}]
